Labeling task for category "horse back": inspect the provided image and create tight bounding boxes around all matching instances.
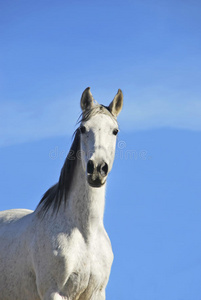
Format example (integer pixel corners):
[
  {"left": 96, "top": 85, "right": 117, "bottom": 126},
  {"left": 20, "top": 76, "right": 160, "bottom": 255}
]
[
  {"left": 0, "top": 209, "right": 40, "bottom": 300},
  {"left": 0, "top": 208, "right": 32, "bottom": 224}
]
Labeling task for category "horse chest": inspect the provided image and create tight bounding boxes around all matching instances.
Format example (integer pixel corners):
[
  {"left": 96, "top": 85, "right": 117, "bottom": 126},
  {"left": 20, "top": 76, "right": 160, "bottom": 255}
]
[{"left": 62, "top": 232, "right": 113, "bottom": 299}]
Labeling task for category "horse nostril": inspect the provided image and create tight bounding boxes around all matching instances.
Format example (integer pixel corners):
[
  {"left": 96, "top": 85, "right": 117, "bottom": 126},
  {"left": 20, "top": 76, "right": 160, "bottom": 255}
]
[
  {"left": 100, "top": 162, "right": 108, "bottom": 177},
  {"left": 87, "top": 160, "right": 94, "bottom": 174}
]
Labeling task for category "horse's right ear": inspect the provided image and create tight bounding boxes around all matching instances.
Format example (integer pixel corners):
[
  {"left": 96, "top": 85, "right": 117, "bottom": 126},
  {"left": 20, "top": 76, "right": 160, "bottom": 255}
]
[{"left": 80, "top": 87, "right": 94, "bottom": 111}]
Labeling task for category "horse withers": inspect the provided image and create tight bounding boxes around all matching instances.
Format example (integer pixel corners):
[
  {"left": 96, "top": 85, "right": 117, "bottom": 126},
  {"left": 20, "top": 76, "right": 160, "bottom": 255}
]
[{"left": 0, "top": 87, "right": 123, "bottom": 300}]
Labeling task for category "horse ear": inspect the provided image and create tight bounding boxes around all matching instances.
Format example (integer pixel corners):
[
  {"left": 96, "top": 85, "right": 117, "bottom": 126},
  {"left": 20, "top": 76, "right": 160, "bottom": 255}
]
[
  {"left": 109, "top": 89, "right": 123, "bottom": 117},
  {"left": 80, "top": 87, "right": 94, "bottom": 111}
]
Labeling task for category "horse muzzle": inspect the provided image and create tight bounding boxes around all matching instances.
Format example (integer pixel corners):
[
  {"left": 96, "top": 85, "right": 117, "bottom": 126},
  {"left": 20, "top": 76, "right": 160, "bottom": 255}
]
[{"left": 87, "top": 160, "right": 108, "bottom": 188}]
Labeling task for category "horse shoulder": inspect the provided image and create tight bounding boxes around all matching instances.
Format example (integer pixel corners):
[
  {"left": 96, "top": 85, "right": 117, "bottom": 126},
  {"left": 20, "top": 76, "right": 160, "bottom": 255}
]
[{"left": 90, "top": 227, "right": 114, "bottom": 284}]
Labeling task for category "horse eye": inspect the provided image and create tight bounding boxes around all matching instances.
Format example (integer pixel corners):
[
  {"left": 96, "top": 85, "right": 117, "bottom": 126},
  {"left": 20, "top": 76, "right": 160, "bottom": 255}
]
[
  {"left": 80, "top": 126, "right": 86, "bottom": 134},
  {"left": 113, "top": 129, "right": 119, "bottom": 136}
]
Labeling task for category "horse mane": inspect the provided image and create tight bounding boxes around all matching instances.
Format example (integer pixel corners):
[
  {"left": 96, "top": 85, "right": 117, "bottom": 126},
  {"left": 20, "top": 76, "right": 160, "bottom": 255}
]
[
  {"left": 36, "top": 104, "right": 116, "bottom": 217},
  {"left": 36, "top": 129, "right": 80, "bottom": 216}
]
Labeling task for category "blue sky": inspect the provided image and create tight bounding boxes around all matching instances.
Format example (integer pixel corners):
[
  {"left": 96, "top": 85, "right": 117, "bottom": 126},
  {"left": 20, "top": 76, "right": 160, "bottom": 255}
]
[{"left": 0, "top": 0, "right": 201, "bottom": 299}]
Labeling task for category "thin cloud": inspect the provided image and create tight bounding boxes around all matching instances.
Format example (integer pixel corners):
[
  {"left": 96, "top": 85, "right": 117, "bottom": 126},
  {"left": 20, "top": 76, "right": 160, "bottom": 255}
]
[
  {"left": 120, "top": 89, "right": 201, "bottom": 131},
  {"left": 1, "top": 92, "right": 201, "bottom": 147},
  {"left": 0, "top": 99, "right": 79, "bottom": 147}
]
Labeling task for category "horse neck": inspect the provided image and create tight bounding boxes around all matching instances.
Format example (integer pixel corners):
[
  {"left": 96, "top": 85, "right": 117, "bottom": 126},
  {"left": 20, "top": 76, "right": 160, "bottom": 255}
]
[{"left": 64, "top": 158, "right": 106, "bottom": 238}]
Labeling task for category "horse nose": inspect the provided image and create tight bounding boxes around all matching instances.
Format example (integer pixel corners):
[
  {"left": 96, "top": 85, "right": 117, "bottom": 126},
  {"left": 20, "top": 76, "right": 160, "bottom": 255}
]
[
  {"left": 98, "top": 162, "right": 108, "bottom": 177},
  {"left": 87, "top": 160, "right": 94, "bottom": 174}
]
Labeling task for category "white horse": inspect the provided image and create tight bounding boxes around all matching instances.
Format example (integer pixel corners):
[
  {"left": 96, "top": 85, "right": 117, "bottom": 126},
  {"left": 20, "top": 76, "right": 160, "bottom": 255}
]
[{"left": 0, "top": 87, "right": 123, "bottom": 300}]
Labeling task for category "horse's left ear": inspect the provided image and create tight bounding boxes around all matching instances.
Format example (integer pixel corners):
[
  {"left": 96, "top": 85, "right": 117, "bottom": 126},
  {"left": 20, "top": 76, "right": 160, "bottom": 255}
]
[
  {"left": 109, "top": 89, "right": 123, "bottom": 117},
  {"left": 80, "top": 87, "right": 94, "bottom": 111}
]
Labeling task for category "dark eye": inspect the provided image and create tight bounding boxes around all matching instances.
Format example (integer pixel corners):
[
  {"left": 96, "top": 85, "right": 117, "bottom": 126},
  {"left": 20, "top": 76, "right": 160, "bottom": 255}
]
[
  {"left": 80, "top": 125, "right": 86, "bottom": 134},
  {"left": 113, "top": 129, "right": 119, "bottom": 136}
]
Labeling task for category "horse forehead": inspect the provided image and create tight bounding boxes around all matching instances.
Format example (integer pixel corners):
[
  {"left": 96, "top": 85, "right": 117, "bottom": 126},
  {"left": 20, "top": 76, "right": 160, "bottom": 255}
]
[{"left": 85, "top": 113, "right": 116, "bottom": 129}]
